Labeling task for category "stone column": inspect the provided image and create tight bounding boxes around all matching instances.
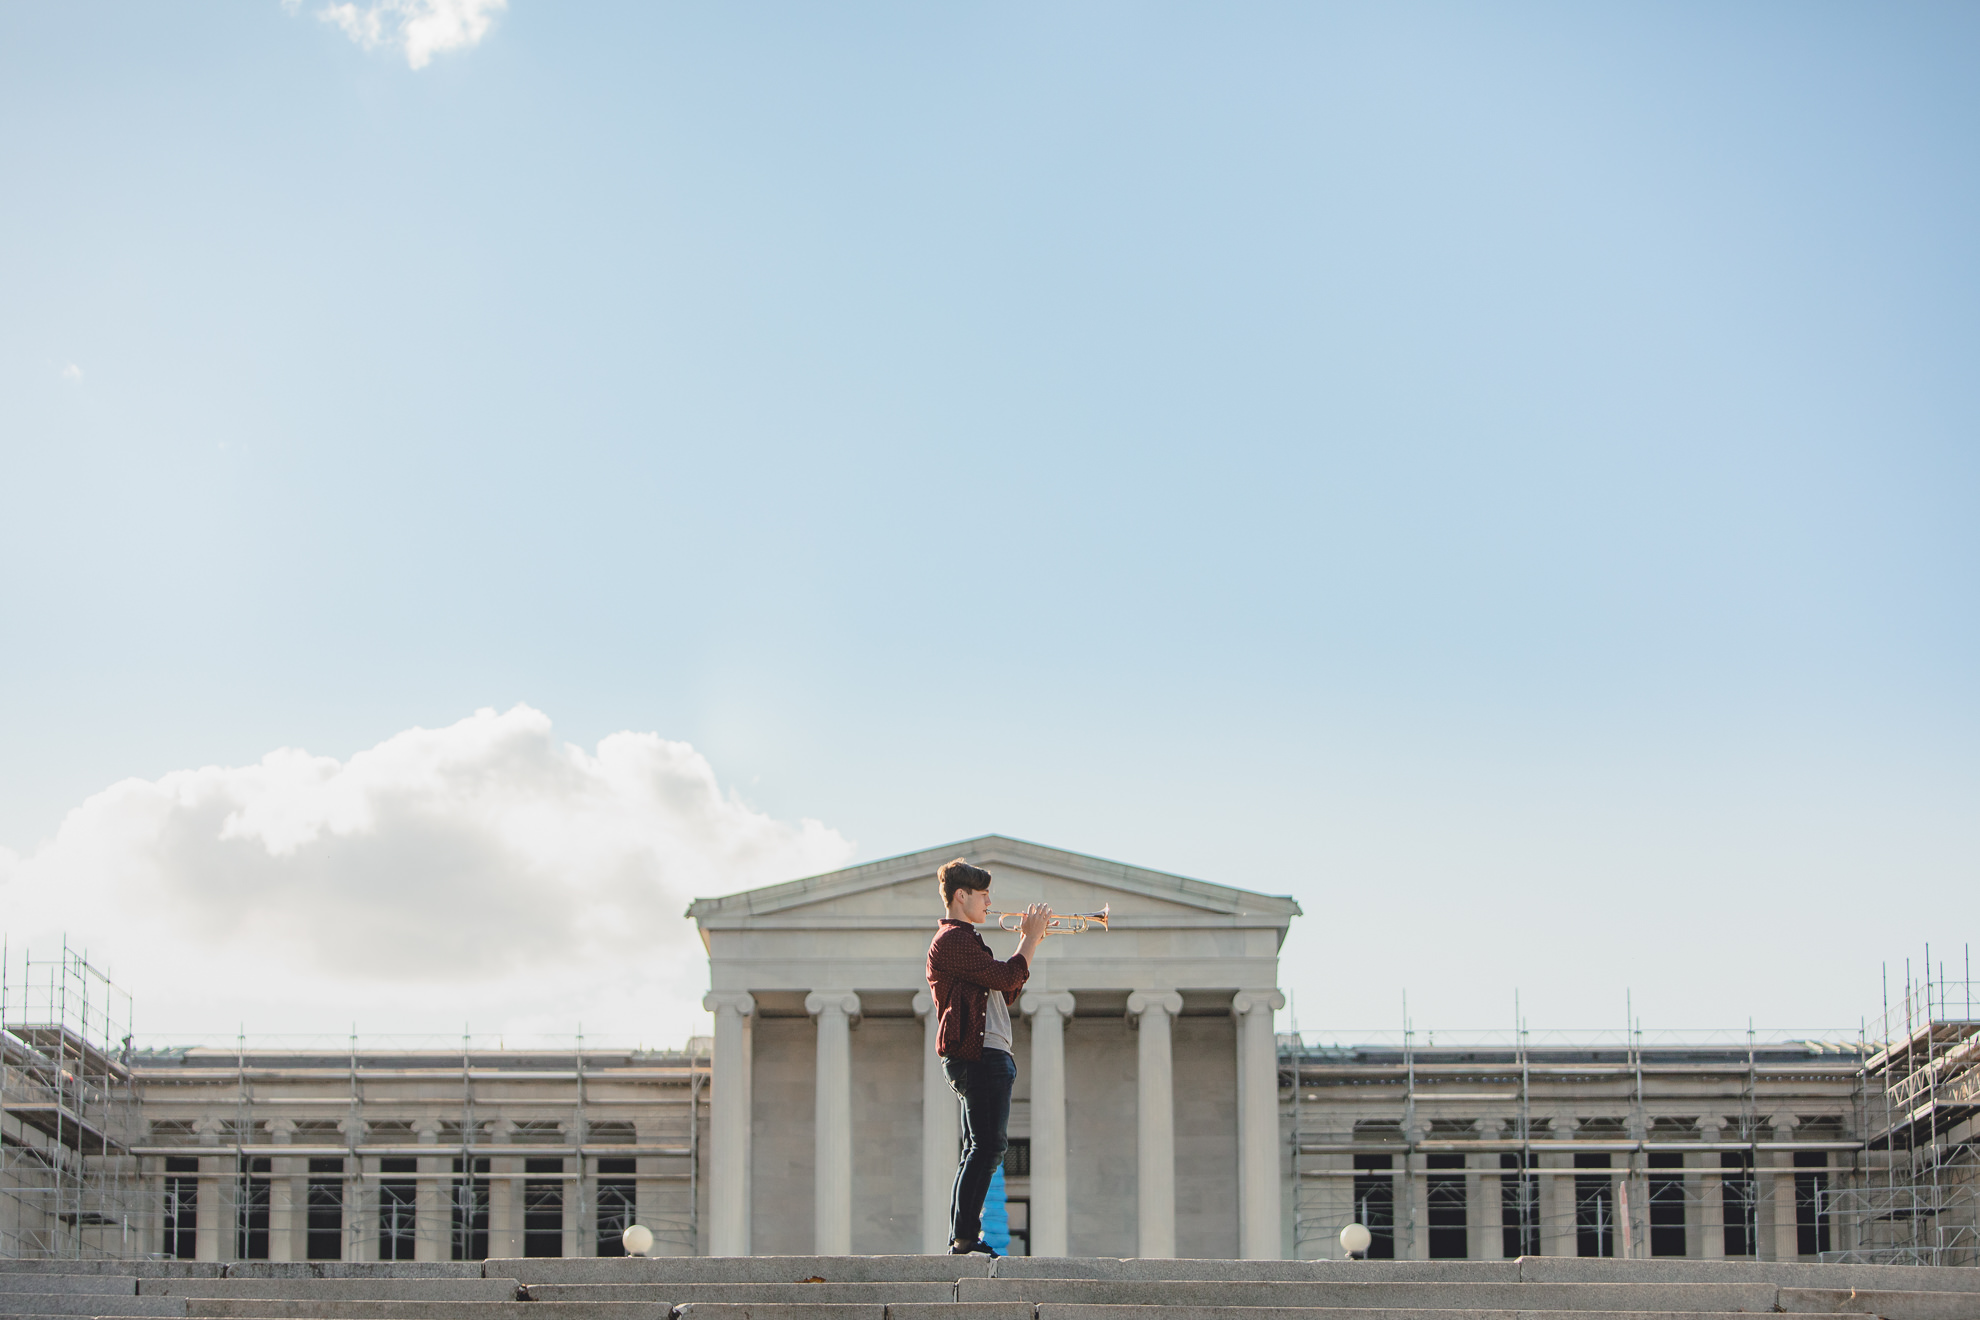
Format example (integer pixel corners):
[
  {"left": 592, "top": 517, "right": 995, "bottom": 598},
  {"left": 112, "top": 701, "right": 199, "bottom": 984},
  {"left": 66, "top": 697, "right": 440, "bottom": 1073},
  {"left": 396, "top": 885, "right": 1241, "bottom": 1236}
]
[
  {"left": 488, "top": 1152, "right": 520, "bottom": 1260},
  {"left": 1539, "top": 1119, "right": 1574, "bottom": 1259},
  {"left": 914, "top": 990, "right": 961, "bottom": 1253},
  {"left": 194, "top": 1153, "right": 223, "bottom": 1262},
  {"left": 1466, "top": 1154, "right": 1486, "bottom": 1261},
  {"left": 1769, "top": 1121, "right": 1797, "bottom": 1261},
  {"left": 1682, "top": 1151, "right": 1705, "bottom": 1260},
  {"left": 1127, "top": 990, "right": 1183, "bottom": 1258},
  {"left": 1698, "top": 1120, "right": 1725, "bottom": 1258},
  {"left": 413, "top": 1120, "right": 445, "bottom": 1262},
  {"left": 263, "top": 1120, "right": 297, "bottom": 1262},
  {"left": 1231, "top": 990, "right": 1286, "bottom": 1259},
  {"left": 1479, "top": 1171, "right": 1505, "bottom": 1258},
  {"left": 565, "top": 1144, "right": 584, "bottom": 1259},
  {"left": 702, "top": 992, "right": 756, "bottom": 1255},
  {"left": 1022, "top": 990, "right": 1076, "bottom": 1256},
  {"left": 1768, "top": 1115, "right": 1798, "bottom": 1260},
  {"left": 1404, "top": 1128, "right": 1429, "bottom": 1260},
  {"left": 347, "top": 1152, "right": 375, "bottom": 1263},
  {"left": 806, "top": 991, "right": 861, "bottom": 1255},
  {"left": 1477, "top": 1119, "right": 1505, "bottom": 1260}
]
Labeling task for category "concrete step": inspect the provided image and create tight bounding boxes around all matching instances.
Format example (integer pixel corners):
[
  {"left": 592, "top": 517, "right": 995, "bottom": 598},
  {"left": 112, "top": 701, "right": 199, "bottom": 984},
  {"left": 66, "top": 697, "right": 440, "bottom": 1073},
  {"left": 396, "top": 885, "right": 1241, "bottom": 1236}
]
[
  {"left": 1780, "top": 1289, "right": 1980, "bottom": 1320},
  {"left": 499, "top": 1256, "right": 1980, "bottom": 1292},
  {"left": 496, "top": 1259, "right": 994, "bottom": 1285},
  {"left": 0, "top": 1283, "right": 134, "bottom": 1298},
  {"left": 890, "top": 1305, "right": 1032, "bottom": 1320},
  {"left": 995, "top": 1258, "right": 1980, "bottom": 1291},
  {"left": 1031, "top": 1310, "right": 1866, "bottom": 1320},
  {"left": 676, "top": 1308, "right": 1876, "bottom": 1320},
  {"left": 142, "top": 1282, "right": 521, "bottom": 1302},
  {"left": 956, "top": 1281, "right": 1783, "bottom": 1311},
  {"left": 995, "top": 1261, "right": 1520, "bottom": 1282},
  {"left": 224, "top": 1269, "right": 486, "bottom": 1282},
  {"left": 528, "top": 1285, "right": 957, "bottom": 1305},
  {"left": 0, "top": 1297, "right": 181, "bottom": 1318},
  {"left": 1515, "top": 1258, "right": 1980, "bottom": 1293},
  {"left": 0, "top": 1271, "right": 219, "bottom": 1283},
  {"left": 672, "top": 1308, "right": 1033, "bottom": 1320},
  {"left": 182, "top": 1303, "right": 668, "bottom": 1320}
]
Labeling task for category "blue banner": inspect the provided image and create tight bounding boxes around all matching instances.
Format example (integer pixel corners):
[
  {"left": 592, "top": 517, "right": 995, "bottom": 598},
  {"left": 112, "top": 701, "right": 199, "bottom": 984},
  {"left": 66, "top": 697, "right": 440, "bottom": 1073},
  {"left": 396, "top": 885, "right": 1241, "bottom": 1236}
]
[{"left": 982, "top": 1163, "right": 1009, "bottom": 1254}]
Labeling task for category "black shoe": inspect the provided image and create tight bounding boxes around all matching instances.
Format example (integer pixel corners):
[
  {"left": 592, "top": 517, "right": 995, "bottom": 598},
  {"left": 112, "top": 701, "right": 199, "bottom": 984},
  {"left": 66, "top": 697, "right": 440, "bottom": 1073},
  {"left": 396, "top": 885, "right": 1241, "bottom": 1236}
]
[{"left": 949, "top": 1238, "right": 1000, "bottom": 1257}]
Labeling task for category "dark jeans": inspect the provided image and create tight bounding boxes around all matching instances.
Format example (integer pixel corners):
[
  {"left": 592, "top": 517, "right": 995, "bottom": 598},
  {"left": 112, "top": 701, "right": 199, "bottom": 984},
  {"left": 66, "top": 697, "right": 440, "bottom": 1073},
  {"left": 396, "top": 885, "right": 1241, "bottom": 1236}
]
[{"left": 943, "top": 1048, "right": 1015, "bottom": 1246}]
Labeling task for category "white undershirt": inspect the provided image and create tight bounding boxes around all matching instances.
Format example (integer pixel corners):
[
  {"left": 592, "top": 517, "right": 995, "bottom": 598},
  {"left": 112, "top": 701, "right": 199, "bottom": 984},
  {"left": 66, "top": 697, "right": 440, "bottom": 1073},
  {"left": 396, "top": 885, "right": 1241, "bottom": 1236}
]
[{"left": 983, "top": 986, "right": 1013, "bottom": 1056}]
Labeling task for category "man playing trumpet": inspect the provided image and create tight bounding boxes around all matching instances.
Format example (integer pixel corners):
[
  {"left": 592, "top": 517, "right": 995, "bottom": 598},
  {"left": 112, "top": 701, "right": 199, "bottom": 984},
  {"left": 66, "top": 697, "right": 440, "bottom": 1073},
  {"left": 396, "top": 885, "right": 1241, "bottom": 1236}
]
[{"left": 925, "top": 858, "right": 1049, "bottom": 1256}]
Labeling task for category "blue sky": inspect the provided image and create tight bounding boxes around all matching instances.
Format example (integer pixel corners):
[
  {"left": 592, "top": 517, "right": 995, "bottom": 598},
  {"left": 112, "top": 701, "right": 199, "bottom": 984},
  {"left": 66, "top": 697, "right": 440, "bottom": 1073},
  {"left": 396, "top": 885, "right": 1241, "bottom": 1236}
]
[{"left": 2, "top": 2, "right": 1975, "bottom": 1043}]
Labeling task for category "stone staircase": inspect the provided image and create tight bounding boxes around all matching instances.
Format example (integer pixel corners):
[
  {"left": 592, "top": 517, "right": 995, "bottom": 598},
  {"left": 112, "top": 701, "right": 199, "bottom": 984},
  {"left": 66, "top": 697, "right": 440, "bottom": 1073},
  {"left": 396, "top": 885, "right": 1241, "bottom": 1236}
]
[{"left": 5, "top": 1256, "right": 1979, "bottom": 1320}]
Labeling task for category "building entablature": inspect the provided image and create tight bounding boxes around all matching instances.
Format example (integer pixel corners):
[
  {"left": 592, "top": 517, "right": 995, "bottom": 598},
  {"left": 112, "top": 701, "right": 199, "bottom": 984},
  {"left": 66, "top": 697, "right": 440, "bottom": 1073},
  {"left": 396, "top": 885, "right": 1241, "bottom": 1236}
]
[{"left": 690, "top": 834, "right": 1299, "bottom": 1001}]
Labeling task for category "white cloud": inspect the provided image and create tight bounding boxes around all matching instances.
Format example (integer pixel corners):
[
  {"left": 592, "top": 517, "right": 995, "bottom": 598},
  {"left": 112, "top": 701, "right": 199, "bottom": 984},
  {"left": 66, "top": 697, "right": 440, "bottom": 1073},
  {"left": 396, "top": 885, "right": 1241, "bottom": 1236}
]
[
  {"left": 60, "top": 363, "right": 82, "bottom": 383},
  {"left": 0, "top": 706, "right": 853, "bottom": 1045},
  {"left": 306, "top": 0, "right": 505, "bottom": 70}
]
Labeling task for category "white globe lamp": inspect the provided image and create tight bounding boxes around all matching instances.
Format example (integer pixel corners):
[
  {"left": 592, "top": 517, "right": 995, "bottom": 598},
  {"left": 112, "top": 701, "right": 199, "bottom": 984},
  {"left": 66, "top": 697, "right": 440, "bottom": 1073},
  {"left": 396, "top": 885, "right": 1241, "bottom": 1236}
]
[
  {"left": 1339, "top": 1222, "right": 1372, "bottom": 1259},
  {"left": 621, "top": 1223, "right": 654, "bottom": 1256}
]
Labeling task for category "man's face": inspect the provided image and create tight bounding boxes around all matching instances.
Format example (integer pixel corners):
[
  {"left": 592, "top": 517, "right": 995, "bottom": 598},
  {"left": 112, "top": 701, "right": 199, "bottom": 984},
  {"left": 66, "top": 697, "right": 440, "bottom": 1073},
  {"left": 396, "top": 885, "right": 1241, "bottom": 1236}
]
[{"left": 951, "top": 886, "right": 992, "bottom": 925}]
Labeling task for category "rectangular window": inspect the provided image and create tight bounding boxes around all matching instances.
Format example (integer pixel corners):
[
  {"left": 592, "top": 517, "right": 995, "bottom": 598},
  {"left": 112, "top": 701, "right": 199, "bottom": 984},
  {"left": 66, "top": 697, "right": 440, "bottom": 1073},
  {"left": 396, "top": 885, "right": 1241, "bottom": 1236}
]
[
  {"left": 1352, "top": 1154, "right": 1395, "bottom": 1259},
  {"left": 1721, "top": 1151, "right": 1756, "bottom": 1256},
  {"left": 307, "top": 1157, "right": 344, "bottom": 1260},
  {"left": 1574, "top": 1154, "right": 1614, "bottom": 1258},
  {"left": 1500, "top": 1153, "right": 1539, "bottom": 1259},
  {"left": 595, "top": 1157, "right": 636, "bottom": 1257},
  {"left": 1426, "top": 1154, "right": 1467, "bottom": 1259},
  {"left": 1648, "top": 1152, "right": 1686, "bottom": 1257},
  {"left": 1794, "top": 1152, "right": 1831, "bottom": 1257},
  {"left": 163, "top": 1157, "right": 198, "bottom": 1260},
  {"left": 379, "top": 1157, "right": 417, "bottom": 1261},
  {"left": 524, "top": 1157, "right": 564, "bottom": 1258},
  {"left": 1003, "top": 1138, "right": 1031, "bottom": 1177},
  {"left": 1005, "top": 1198, "right": 1031, "bottom": 1257},
  {"left": 236, "top": 1156, "right": 271, "bottom": 1260},
  {"left": 451, "top": 1157, "right": 489, "bottom": 1262}
]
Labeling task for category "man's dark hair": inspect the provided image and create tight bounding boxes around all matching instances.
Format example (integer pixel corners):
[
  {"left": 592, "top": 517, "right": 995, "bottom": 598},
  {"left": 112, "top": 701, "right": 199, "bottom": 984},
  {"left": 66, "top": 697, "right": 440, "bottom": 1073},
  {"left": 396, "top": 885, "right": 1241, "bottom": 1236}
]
[{"left": 938, "top": 858, "right": 992, "bottom": 906}]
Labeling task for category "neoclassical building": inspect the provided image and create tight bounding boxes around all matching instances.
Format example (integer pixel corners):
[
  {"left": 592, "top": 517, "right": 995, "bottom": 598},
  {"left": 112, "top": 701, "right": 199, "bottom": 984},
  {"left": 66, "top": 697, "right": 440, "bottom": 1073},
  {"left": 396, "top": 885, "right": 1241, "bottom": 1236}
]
[
  {"left": 12, "top": 834, "right": 1948, "bottom": 1263},
  {"left": 689, "top": 834, "right": 1301, "bottom": 1260}
]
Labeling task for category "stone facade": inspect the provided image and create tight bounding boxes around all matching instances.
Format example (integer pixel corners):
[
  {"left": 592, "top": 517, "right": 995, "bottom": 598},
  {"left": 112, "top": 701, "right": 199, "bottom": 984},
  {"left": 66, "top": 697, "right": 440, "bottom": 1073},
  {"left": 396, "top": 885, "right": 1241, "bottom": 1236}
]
[
  {"left": 688, "top": 834, "right": 1300, "bottom": 1260},
  {"left": 118, "top": 1045, "right": 708, "bottom": 1263},
  {"left": 12, "top": 834, "right": 1909, "bottom": 1263},
  {"left": 1283, "top": 1040, "right": 1869, "bottom": 1262}
]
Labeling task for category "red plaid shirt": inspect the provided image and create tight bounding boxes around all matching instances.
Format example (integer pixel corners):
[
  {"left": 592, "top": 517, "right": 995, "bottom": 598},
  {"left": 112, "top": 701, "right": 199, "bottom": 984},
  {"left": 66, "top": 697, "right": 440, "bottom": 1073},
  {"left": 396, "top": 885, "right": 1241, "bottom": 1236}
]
[{"left": 926, "top": 918, "right": 1030, "bottom": 1061}]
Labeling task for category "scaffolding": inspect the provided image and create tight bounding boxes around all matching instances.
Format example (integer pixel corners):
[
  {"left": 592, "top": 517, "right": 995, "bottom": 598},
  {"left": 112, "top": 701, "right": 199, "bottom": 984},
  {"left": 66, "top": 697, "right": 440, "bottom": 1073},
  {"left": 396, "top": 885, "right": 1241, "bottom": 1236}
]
[
  {"left": 1823, "top": 952, "right": 1978, "bottom": 1265},
  {"left": 1, "top": 930, "right": 709, "bottom": 1262},
  {"left": 0, "top": 940, "right": 145, "bottom": 1259},
  {"left": 1285, "top": 1007, "right": 1869, "bottom": 1262}
]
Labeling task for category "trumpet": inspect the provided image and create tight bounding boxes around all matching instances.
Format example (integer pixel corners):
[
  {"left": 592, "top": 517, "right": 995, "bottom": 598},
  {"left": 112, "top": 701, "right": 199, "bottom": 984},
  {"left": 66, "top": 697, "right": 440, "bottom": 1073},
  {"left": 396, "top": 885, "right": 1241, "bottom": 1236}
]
[{"left": 991, "top": 903, "right": 1110, "bottom": 935}]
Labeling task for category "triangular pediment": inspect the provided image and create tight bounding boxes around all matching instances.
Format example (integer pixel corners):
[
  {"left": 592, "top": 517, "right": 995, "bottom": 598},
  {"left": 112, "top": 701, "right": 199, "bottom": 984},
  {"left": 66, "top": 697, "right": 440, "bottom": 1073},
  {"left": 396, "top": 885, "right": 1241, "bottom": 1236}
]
[{"left": 687, "top": 834, "right": 1301, "bottom": 931}]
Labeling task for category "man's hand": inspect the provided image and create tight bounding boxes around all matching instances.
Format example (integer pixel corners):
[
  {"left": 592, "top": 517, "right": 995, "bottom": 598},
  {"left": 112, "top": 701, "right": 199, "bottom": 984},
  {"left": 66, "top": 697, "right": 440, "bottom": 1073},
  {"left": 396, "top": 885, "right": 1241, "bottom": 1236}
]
[{"left": 1013, "top": 902, "right": 1051, "bottom": 966}]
